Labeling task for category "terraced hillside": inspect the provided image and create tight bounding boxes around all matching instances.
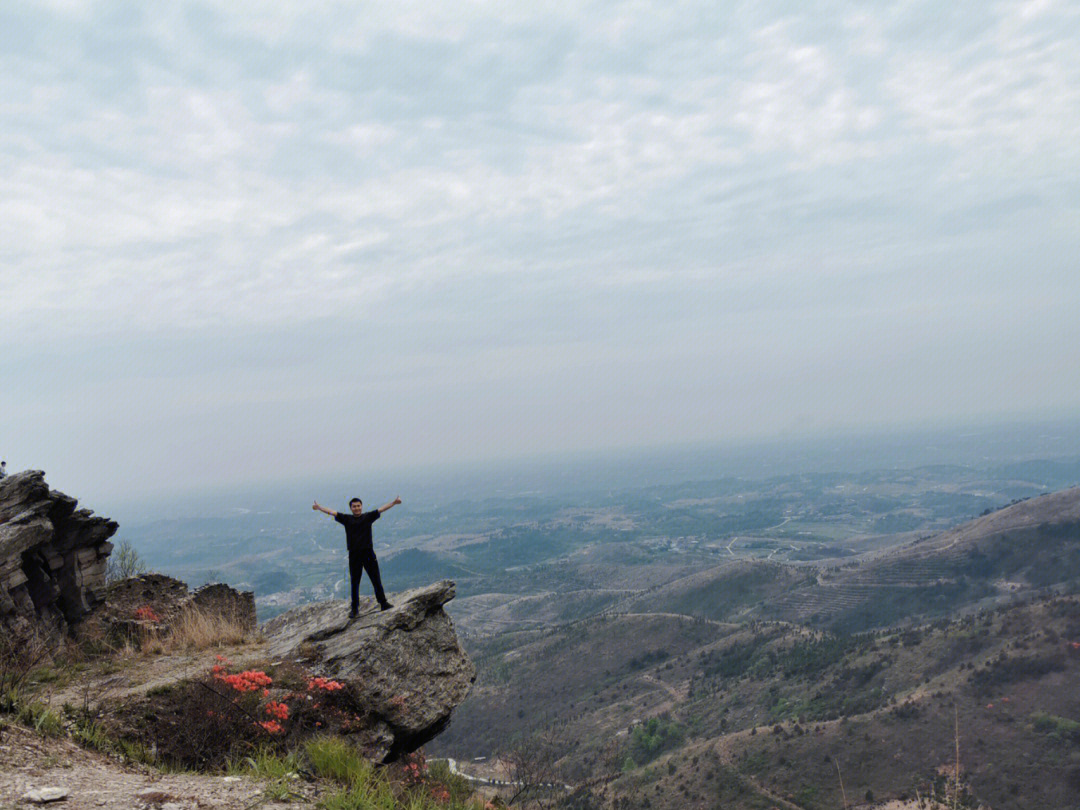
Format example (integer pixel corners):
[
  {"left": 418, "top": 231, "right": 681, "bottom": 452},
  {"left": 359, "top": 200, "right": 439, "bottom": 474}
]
[
  {"left": 758, "top": 487, "right": 1080, "bottom": 631},
  {"left": 436, "top": 595, "right": 1080, "bottom": 810},
  {"left": 434, "top": 612, "right": 729, "bottom": 763},
  {"left": 605, "top": 489, "right": 1080, "bottom": 633},
  {"left": 615, "top": 561, "right": 808, "bottom": 622},
  {"left": 432, "top": 489, "right": 1080, "bottom": 809},
  {"left": 605, "top": 595, "right": 1080, "bottom": 810}
]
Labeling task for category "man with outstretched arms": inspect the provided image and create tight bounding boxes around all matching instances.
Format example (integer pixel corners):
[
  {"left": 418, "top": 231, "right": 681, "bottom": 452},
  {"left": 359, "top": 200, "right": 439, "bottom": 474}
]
[{"left": 313, "top": 495, "right": 401, "bottom": 618}]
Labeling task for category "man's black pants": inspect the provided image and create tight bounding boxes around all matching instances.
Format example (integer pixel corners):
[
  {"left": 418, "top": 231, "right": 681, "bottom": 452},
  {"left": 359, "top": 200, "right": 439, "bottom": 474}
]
[{"left": 349, "top": 544, "right": 388, "bottom": 610}]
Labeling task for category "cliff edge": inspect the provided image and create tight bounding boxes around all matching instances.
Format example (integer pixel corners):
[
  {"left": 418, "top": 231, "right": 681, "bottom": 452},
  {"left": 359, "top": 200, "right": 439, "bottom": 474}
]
[{"left": 262, "top": 580, "right": 476, "bottom": 760}]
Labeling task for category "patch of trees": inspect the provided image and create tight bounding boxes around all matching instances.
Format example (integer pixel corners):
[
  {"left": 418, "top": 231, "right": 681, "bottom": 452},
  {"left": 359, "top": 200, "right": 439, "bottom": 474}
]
[
  {"left": 967, "top": 652, "right": 1066, "bottom": 696},
  {"left": 461, "top": 526, "right": 580, "bottom": 572},
  {"left": 626, "top": 715, "right": 686, "bottom": 765},
  {"left": 1031, "top": 712, "right": 1080, "bottom": 745},
  {"left": 828, "top": 582, "right": 995, "bottom": 634},
  {"left": 627, "top": 649, "right": 670, "bottom": 671},
  {"left": 698, "top": 630, "right": 872, "bottom": 688}
]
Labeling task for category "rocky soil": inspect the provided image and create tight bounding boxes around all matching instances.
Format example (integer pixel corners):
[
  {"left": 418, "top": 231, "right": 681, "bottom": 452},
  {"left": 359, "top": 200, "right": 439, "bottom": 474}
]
[
  {"left": 0, "top": 723, "right": 319, "bottom": 809},
  {"left": 2, "top": 583, "right": 476, "bottom": 808}
]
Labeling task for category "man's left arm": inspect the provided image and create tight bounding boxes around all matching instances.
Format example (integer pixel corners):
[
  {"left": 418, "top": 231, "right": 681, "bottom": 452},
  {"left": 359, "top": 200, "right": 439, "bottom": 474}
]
[{"left": 378, "top": 496, "right": 402, "bottom": 514}]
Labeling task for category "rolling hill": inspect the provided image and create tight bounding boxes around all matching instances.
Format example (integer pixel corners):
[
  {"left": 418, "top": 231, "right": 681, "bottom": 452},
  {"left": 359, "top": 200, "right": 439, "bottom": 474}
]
[{"left": 432, "top": 489, "right": 1080, "bottom": 809}]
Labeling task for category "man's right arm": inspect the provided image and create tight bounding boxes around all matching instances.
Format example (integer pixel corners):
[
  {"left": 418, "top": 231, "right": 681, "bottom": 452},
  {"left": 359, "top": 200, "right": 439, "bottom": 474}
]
[{"left": 313, "top": 501, "right": 338, "bottom": 517}]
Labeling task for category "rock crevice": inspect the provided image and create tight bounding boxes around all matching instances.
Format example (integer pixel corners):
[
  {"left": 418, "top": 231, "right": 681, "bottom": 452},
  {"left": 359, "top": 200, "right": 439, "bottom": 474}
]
[{"left": 0, "top": 471, "right": 117, "bottom": 640}]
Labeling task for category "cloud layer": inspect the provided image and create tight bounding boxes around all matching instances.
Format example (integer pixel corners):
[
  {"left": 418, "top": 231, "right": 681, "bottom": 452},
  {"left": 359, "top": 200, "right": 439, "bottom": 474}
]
[{"left": 2, "top": 1, "right": 1079, "bottom": 501}]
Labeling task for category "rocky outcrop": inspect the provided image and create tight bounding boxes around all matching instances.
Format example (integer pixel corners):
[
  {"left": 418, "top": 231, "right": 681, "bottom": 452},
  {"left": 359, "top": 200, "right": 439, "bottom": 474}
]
[
  {"left": 262, "top": 580, "right": 475, "bottom": 761},
  {"left": 0, "top": 471, "right": 117, "bottom": 642},
  {"left": 79, "top": 573, "right": 255, "bottom": 641}
]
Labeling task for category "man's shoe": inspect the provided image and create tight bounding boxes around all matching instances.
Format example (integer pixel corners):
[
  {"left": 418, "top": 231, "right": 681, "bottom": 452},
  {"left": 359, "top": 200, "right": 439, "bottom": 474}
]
[
  {"left": 380, "top": 602, "right": 393, "bottom": 611},
  {"left": 348, "top": 608, "right": 359, "bottom": 619}
]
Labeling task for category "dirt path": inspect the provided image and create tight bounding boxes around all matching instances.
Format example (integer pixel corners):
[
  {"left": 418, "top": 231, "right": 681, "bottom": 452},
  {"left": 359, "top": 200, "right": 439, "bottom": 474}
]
[
  {"left": 640, "top": 672, "right": 685, "bottom": 703},
  {"left": 0, "top": 724, "right": 316, "bottom": 810},
  {"left": 705, "top": 735, "right": 805, "bottom": 810},
  {"left": 45, "top": 642, "right": 269, "bottom": 711}
]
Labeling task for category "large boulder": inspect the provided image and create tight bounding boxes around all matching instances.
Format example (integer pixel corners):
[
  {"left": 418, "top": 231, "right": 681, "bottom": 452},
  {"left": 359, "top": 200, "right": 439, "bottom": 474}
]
[
  {"left": 261, "top": 580, "right": 475, "bottom": 760},
  {"left": 0, "top": 471, "right": 117, "bottom": 642}
]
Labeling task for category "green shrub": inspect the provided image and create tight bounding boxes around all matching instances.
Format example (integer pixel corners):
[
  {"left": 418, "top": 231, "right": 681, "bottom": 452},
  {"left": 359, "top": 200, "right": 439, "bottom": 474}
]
[
  {"left": 118, "top": 738, "right": 158, "bottom": 766},
  {"left": 71, "top": 717, "right": 117, "bottom": 754},
  {"left": 628, "top": 715, "right": 685, "bottom": 764},
  {"left": 19, "top": 702, "right": 64, "bottom": 737},
  {"left": 1031, "top": 712, "right": 1080, "bottom": 744},
  {"left": 304, "top": 736, "right": 374, "bottom": 785},
  {"left": 229, "top": 746, "right": 302, "bottom": 780},
  {"left": 968, "top": 653, "right": 1066, "bottom": 696}
]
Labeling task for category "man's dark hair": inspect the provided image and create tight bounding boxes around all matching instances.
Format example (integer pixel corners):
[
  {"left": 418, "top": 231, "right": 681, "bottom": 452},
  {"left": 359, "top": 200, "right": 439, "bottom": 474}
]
[{"left": 349, "top": 497, "right": 362, "bottom": 506}]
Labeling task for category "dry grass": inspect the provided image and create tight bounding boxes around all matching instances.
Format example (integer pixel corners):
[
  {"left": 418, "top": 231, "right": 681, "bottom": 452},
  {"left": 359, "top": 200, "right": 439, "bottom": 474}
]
[{"left": 141, "top": 606, "right": 254, "bottom": 653}]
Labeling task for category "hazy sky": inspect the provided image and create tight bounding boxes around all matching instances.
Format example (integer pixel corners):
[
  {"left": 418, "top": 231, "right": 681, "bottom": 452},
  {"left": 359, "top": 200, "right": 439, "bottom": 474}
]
[{"left": 2, "top": 1, "right": 1079, "bottom": 505}]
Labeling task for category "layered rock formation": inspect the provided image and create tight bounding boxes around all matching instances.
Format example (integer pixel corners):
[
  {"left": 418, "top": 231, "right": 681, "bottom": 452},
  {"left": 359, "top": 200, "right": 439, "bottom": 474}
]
[
  {"left": 0, "top": 471, "right": 117, "bottom": 641},
  {"left": 79, "top": 573, "right": 256, "bottom": 641},
  {"left": 262, "top": 580, "right": 475, "bottom": 760}
]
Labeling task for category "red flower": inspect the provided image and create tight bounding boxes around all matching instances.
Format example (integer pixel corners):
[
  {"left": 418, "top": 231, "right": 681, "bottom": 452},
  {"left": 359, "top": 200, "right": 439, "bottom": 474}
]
[
  {"left": 258, "top": 720, "right": 283, "bottom": 734},
  {"left": 265, "top": 701, "right": 289, "bottom": 721},
  {"left": 307, "top": 677, "right": 344, "bottom": 691},
  {"left": 134, "top": 605, "right": 161, "bottom": 622},
  {"left": 214, "top": 669, "right": 274, "bottom": 693}
]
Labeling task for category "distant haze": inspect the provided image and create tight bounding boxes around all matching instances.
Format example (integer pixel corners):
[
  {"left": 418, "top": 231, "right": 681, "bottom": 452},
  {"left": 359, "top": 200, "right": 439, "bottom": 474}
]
[
  {"left": 108, "top": 417, "right": 1080, "bottom": 524},
  {"left": 2, "top": 2, "right": 1079, "bottom": 507}
]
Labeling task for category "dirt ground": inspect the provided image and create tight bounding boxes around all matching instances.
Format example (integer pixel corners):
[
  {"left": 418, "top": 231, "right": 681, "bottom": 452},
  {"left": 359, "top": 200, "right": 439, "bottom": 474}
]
[
  {"left": 0, "top": 723, "right": 325, "bottom": 810},
  {"left": 42, "top": 642, "right": 267, "bottom": 712},
  {"left": 0, "top": 640, "right": 325, "bottom": 809}
]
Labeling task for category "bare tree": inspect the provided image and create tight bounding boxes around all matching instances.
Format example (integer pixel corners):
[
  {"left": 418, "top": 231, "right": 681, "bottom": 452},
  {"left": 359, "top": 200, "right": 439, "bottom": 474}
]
[
  {"left": 504, "top": 729, "right": 563, "bottom": 808},
  {"left": 0, "top": 625, "right": 49, "bottom": 711},
  {"left": 106, "top": 539, "right": 145, "bottom": 583}
]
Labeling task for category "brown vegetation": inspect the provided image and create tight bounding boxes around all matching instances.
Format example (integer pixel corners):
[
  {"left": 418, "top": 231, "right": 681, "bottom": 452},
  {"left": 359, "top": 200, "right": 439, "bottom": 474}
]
[{"left": 138, "top": 604, "right": 255, "bottom": 654}]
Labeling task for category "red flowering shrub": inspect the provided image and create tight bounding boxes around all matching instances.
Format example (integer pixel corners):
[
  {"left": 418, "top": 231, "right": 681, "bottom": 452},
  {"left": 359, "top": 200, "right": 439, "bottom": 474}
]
[
  {"left": 214, "top": 668, "right": 273, "bottom": 692},
  {"left": 399, "top": 751, "right": 428, "bottom": 785},
  {"left": 265, "top": 701, "right": 289, "bottom": 721},
  {"left": 308, "top": 676, "right": 345, "bottom": 691},
  {"left": 109, "top": 655, "right": 387, "bottom": 770},
  {"left": 133, "top": 605, "right": 161, "bottom": 623},
  {"left": 430, "top": 785, "right": 452, "bottom": 805},
  {"left": 388, "top": 751, "right": 471, "bottom": 806}
]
